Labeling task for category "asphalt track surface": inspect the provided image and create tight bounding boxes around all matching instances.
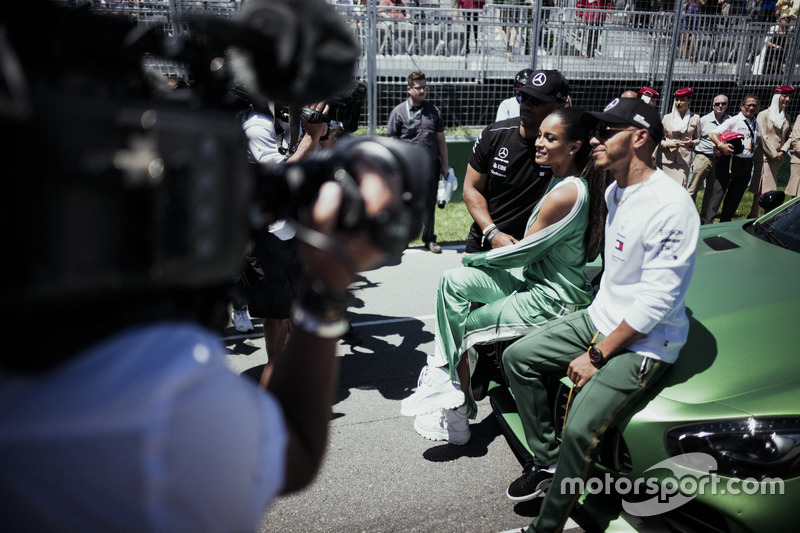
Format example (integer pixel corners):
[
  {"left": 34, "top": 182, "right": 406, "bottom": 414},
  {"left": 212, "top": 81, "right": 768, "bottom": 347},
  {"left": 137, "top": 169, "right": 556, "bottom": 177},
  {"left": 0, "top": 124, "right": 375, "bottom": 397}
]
[{"left": 223, "top": 244, "right": 584, "bottom": 533}]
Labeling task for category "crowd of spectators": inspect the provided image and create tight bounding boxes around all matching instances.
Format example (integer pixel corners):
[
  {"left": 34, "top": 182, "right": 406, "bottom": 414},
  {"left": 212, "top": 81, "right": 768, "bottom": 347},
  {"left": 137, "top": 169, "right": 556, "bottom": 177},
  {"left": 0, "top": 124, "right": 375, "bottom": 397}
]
[
  {"left": 618, "top": 84, "right": 797, "bottom": 222},
  {"left": 329, "top": 0, "right": 798, "bottom": 61}
]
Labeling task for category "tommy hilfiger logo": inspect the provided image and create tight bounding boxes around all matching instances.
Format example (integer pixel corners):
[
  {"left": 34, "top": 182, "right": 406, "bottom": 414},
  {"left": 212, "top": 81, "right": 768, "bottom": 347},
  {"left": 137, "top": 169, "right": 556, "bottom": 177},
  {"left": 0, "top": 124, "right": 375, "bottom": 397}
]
[{"left": 615, "top": 240, "right": 624, "bottom": 251}]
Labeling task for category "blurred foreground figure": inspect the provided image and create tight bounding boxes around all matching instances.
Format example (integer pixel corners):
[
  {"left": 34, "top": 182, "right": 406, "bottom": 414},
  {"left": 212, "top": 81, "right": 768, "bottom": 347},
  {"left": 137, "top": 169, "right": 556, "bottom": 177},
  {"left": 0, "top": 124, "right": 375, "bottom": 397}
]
[{"left": 0, "top": 1, "right": 429, "bottom": 531}]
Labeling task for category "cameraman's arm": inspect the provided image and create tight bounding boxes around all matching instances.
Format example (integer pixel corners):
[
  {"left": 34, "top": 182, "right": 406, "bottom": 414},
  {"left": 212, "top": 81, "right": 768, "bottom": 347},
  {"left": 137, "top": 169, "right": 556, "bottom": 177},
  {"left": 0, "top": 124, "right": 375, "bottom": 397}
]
[
  {"left": 265, "top": 174, "right": 392, "bottom": 494},
  {"left": 285, "top": 102, "right": 330, "bottom": 163}
]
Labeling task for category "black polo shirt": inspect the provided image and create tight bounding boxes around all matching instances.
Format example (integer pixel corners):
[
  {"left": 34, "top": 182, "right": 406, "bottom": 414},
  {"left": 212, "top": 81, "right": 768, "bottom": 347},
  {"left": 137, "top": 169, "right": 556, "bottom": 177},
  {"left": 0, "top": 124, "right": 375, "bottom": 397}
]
[{"left": 466, "top": 117, "right": 552, "bottom": 251}]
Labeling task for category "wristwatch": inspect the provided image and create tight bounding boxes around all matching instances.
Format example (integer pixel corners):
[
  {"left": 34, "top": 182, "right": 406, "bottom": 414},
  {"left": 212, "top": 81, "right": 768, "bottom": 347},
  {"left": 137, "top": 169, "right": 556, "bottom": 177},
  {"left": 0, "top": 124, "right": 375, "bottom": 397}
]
[{"left": 588, "top": 345, "right": 605, "bottom": 368}]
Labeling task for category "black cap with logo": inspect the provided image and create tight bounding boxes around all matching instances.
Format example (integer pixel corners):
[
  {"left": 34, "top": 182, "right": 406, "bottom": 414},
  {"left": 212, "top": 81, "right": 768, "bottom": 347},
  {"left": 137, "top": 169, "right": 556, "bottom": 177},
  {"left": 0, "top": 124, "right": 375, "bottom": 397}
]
[
  {"left": 516, "top": 70, "right": 570, "bottom": 104},
  {"left": 580, "top": 97, "right": 664, "bottom": 143}
]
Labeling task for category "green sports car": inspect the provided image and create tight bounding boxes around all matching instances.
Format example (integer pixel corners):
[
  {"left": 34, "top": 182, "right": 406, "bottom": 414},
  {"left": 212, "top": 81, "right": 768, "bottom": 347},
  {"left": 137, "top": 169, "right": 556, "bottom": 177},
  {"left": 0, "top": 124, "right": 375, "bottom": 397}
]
[{"left": 488, "top": 193, "right": 800, "bottom": 532}]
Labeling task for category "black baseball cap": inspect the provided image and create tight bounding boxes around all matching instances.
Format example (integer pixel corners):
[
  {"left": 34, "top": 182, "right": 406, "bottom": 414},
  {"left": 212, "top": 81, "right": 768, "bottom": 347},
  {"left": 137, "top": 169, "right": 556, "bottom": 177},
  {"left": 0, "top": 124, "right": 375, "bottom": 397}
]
[
  {"left": 580, "top": 97, "right": 664, "bottom": 143},
  {"left": 516, "top": 70, "right": 570, "bottom": 104}
]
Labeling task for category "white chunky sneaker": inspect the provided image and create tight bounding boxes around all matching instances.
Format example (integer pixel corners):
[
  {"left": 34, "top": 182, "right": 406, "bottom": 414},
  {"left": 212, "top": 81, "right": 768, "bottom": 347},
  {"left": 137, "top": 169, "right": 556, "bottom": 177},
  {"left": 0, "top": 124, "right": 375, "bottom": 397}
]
[
  {"left": 400, "top": 365, "right": 465, "bottom": 417},
  {"left": 232, "top": 308, "right": 254, "bottom": 333},
  {"left": 413, "top": 405, "right": 470, "bottom": 445}
]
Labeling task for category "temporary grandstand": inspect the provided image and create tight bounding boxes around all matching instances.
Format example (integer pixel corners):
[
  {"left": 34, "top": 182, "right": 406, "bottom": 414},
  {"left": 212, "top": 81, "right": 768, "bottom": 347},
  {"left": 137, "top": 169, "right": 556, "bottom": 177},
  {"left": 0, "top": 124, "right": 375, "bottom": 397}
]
[{"left": 53, "top": 0, "right": 800, "bottom": 135}]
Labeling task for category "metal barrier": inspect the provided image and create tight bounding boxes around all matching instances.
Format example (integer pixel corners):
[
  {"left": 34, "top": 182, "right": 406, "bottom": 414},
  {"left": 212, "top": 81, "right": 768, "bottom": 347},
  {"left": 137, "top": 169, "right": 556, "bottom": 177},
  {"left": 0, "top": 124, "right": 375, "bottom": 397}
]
[{"left": 49, "top": 0, "right": 800, "bottom": 135}]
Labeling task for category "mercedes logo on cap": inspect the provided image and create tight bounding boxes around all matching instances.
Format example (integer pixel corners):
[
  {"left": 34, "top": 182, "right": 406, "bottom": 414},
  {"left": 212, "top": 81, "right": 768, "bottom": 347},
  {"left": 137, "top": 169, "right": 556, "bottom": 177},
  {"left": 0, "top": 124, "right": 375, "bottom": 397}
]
[
  {"left": 604, "top": 98, "right": 620, "bottom": 111},
  {"left": 532, "top": 72, "right": 547, "bottom": 86}
]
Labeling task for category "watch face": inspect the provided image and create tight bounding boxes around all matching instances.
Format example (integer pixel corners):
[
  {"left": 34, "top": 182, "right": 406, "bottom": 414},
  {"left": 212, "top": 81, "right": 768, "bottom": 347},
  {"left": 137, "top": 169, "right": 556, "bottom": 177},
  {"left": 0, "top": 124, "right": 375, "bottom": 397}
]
[{"left": 589, "top": 347, "right": 603, "bottom": 363}]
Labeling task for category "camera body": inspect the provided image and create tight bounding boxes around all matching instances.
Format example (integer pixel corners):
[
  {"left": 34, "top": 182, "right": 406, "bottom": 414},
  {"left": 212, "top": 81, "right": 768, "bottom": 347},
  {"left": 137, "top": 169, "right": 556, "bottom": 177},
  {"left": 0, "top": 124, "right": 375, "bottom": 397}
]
[
  {"left": 298, "top": 80, "right": 367, "bottom": 133},
  {"left": 260, "top": 136, "right": 429, "bottom": 257}
]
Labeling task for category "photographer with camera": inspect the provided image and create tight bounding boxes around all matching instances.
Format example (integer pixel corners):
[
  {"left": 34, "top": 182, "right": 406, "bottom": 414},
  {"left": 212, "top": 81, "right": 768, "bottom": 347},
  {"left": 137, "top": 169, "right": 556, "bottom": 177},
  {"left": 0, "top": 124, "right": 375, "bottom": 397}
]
[
  {"left": 0, "top": 1, "right": 429, "bottom": 530},
  {"left": 235, "top": 94, "right": 331, "bottom": 386}
]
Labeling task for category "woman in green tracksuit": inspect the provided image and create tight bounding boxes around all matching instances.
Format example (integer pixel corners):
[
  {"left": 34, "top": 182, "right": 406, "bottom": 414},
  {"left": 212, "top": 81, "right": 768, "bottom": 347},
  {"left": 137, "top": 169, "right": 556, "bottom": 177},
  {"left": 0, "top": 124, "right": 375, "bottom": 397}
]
[{"left": 401, "top": 107, "right": 612, "bottom": 444}]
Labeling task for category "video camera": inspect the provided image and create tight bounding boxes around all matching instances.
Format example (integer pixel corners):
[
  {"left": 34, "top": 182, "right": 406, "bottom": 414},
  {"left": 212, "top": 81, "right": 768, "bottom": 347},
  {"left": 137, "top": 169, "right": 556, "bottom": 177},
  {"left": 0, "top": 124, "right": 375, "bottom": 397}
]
[
  {"left": 299, "top": 80, "right": 368, "bottom": 133},
  {"left": 1, "top": 0, "right": 430, "bottom": 333}
]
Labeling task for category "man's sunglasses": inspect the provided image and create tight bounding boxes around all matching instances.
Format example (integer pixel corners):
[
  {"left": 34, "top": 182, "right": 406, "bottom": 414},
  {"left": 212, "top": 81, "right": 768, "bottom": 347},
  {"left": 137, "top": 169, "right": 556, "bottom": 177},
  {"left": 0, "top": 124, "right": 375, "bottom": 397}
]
[
  {"left": 516, "top": 93, "right": 546, "bottom": 107},
  {"left": 590, "top": 124, "right": 632, "bottom": 142},
  {"left": 713, "top": 102, "right": 728, "bottom": 107}
]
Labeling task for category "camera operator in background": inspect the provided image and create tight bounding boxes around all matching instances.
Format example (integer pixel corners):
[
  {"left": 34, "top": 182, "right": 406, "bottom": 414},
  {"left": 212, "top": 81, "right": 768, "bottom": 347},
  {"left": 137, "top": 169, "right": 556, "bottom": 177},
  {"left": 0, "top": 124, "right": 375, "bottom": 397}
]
[
  {"left": 233, "top": 90, "right": 331, "bottom": 387},
  {"left": 0, "top": 0, "right": 428, "bottom": 531}
]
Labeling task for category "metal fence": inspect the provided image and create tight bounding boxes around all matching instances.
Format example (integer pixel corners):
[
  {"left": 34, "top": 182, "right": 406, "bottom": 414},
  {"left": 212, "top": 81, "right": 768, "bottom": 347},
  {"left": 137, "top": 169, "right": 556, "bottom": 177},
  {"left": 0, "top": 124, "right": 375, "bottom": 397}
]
[{"left": 51, "top": 0, "right": 800, "bottom": 136}]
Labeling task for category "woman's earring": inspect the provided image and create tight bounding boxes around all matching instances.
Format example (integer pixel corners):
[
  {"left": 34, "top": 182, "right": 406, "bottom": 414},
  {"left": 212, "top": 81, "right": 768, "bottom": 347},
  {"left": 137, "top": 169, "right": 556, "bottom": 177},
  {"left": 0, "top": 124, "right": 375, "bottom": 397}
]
[{"left": 569, "top": 151, "right": 574, "bottom": 155}]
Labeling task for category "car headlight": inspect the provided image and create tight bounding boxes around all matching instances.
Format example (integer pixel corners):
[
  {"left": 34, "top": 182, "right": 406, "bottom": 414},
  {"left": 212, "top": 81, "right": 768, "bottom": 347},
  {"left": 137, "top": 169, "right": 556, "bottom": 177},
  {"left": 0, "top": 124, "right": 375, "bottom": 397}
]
[{"left": 665, "top": 417, "right": 800, "bottom": 480}]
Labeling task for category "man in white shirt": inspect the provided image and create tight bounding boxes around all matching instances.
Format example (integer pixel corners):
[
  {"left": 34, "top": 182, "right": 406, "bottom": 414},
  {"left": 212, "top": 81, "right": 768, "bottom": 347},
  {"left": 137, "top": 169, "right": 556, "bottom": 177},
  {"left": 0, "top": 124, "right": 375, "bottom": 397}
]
[
  {"left": 705, "top": 94, "right": 760, "bottom": 223},
  {"left": 687, "top": 94, "right": 731, "bottom": 223},
  {"left": 502, "top": 97, "right": 700, "bottom": 532},
  {"left": 237, "top": 99, "right": 330, "bottom": 384},
  {"left": 495, "top": 68, "right": 534, "bottom": 122}
]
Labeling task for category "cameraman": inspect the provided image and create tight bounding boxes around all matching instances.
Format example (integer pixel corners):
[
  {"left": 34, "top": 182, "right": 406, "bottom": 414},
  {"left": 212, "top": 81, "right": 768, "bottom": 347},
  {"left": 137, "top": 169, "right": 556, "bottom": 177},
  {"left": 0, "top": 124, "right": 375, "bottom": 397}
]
[
  {"left": 236, "top": 97, "right": 331, "bottom": 386},
  {"left": 0, "top": 168, "right": 402, "bottom": 532},
  {"left": 0, "top": 0, "right": 423, "bottom": 530}
]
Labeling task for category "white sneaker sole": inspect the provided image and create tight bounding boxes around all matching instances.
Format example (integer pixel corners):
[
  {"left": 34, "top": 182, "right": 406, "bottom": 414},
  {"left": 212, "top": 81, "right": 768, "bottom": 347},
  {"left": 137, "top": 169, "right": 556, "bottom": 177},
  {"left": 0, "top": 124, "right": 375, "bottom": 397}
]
[
  {"left": 399, "top": 389, "right": 465, "bottom": 417},
  {"left": 505, "top": 480, "right": 551, "bottom": 502},
  {"left": 413, "top": 418, "right": 470, "bottom": 446}
]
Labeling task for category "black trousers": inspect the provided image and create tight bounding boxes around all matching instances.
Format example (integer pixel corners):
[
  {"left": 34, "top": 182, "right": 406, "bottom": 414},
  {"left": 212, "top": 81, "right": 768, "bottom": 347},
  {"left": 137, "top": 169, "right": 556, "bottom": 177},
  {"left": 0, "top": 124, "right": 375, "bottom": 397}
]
[
  {"left": 706, "top": 156, "right": 753, "bottom": 223},
  {"left": 421, "top": 158, "right": 442, "bottom": 244}
]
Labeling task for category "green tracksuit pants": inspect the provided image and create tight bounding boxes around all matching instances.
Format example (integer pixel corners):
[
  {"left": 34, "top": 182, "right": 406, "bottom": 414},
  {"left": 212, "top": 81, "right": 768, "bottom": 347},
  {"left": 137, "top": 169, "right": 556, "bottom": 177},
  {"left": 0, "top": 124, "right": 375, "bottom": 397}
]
[
  {"left": 502, "top": 310, "right": 669, "bottom": 533},
  {"left": 430, "top": 265, "right": 580, "bottom": 412}
]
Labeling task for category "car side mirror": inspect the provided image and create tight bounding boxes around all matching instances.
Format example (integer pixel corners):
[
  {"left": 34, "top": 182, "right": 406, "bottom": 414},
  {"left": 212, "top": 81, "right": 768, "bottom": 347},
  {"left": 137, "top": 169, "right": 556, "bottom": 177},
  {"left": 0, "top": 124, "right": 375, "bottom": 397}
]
[{"left": 758, "top": 190, "right": 785, "bottom": 214}]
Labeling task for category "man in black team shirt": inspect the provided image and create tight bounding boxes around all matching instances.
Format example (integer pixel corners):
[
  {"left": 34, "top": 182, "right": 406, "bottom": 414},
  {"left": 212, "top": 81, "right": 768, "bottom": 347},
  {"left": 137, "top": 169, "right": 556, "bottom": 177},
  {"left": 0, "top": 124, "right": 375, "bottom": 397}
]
[{"left": 463, "top": 70, "right": 570, "bottom": 253}]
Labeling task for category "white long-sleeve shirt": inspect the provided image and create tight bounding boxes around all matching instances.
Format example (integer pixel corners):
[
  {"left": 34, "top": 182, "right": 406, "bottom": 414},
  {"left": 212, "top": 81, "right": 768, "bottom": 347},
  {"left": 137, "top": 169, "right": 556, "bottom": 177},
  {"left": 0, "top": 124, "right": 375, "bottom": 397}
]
[
  {"left": 495, "top": 96, "right": 520, "bottom": 122},
  {"left": 588, "top": 169, "right": 700, "bottom": 364}
]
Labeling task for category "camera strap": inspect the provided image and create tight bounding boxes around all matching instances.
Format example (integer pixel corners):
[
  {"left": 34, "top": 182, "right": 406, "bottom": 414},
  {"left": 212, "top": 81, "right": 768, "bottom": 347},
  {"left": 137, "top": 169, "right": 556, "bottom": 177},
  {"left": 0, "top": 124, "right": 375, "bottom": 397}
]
[{"left": 271, "top": 102, "right": 301, "bottom": 156}]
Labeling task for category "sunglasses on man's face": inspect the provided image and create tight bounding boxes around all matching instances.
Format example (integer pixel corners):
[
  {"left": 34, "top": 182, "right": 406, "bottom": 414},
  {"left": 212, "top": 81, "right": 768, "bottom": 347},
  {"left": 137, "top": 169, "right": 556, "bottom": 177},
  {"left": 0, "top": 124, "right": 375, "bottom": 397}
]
[
  {"left": 590, "top": 123, "right": 632, "bottom": 142},
  {"left": 516, "top": 93, "right": 546, "bottom": 107},
  {"left": 713, "top": 102, "right": 728, "bottom": 107}
]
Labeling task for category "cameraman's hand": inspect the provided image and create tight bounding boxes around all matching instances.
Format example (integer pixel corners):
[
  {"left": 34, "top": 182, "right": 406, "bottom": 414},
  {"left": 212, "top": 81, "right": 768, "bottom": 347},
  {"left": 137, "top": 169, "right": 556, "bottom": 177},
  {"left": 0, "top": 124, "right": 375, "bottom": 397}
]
[
  {"left": 285, "top": 102, "right": 331, "bottom": 164},
  {"left": 301, "top": 101, "right": 330, "bottom": 141}
]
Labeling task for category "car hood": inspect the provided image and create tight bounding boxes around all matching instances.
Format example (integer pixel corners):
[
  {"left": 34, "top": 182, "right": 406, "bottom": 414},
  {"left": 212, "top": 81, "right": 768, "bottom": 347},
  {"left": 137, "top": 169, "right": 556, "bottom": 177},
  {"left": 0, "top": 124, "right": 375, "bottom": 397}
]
[{"left": 655, "top": 220, "right": 800, "bottom": 405}]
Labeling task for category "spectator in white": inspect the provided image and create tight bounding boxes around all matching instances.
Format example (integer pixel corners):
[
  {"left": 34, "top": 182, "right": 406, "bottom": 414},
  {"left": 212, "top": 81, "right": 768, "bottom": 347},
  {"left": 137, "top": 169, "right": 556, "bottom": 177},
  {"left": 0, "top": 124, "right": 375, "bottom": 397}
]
[
  {"left": 687, "top": 94, "right": 731, "bottom": 220},
  {"left": 495, "top": 68, "right": 534, "bottom": 122},
  {"left": 749, "top": 85, "right": 794, "bottom": 218},
  {"left": 752, "top": 14, "right": 794, "bottom": 76},
  {"left": 705, "top": 94, "right": 760, "bottom": 223}
]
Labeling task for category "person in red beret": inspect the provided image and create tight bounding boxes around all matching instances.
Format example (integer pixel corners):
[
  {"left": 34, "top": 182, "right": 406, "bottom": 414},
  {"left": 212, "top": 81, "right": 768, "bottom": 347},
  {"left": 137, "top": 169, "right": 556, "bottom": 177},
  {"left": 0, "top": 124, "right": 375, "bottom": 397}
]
[
  {"left": 785, "top": 112, "right": 800, "bottom": 199},
  {"left": 638, "top": 87, "right": 660, "bottom": 107},
  {"left": 659, "top": 88, "right": 700, "bottom": 187},
  {"left": 749, "top": 85, "right": 794, "bottom": 217}
]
